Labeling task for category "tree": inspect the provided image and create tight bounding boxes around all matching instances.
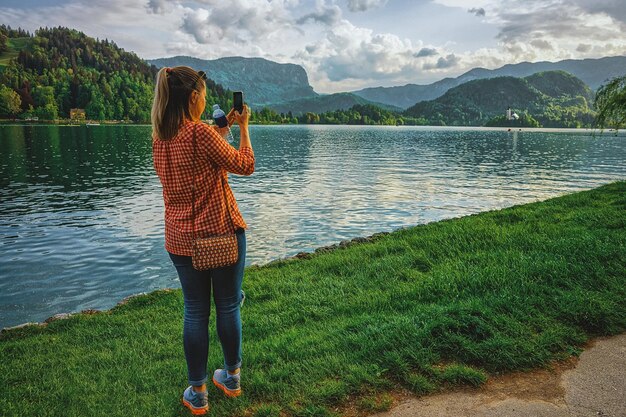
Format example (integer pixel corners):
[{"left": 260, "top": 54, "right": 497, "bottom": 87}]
[
  {"left": 86, "top": 90, "right": 106, "bottom": 120},
  {"left": 595, "top": 75, "right": 626, "bottom": 130},
  {"left": 0, "top": 32, "right": 8, "bottom": 53},
  {"left": 32, "top": 86, "right": 56, "bottom": 108},
  {"left": 35, "top": 103, "right": 58, "bottom": 120},
  {"left": 0, "top": 85, "right": 22, "bottom": 117}
]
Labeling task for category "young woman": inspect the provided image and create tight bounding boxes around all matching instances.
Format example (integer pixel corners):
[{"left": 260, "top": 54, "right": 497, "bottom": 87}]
[{"left": 151, "top": 66, "right": 254, "bottom": 415}]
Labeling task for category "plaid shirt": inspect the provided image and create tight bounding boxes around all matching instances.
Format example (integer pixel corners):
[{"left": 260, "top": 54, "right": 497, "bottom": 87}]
[{"left": 153, "top": 120, "right": 255, "bottom": 256}]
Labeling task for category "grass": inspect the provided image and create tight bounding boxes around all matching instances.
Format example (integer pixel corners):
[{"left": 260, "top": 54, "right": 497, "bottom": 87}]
[
  {"left": 1, "top": 181, "right": 625, "bottom": 417},
  {"left": 0, "top": 37, "right": 32, "bottom": 67}
]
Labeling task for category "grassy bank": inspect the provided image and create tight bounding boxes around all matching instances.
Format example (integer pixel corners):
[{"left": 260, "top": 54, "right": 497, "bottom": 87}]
[{"left": 1, "top": 182, "right": 625, "bottom": 417}]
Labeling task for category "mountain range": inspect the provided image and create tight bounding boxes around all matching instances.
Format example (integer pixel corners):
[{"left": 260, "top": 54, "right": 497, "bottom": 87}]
[
  {"left": 353, "top": 56, "right": 626, "bottom": 109},
  {"left": 151, "top": 55, "right": 626, "bottom": 113}
]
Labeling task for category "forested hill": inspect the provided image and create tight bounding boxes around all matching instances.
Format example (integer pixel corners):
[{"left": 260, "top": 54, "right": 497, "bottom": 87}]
[
  {"left": 0, "top": 26, "right": 231, "bottom": 121},
  {"left": 404, "top": 71, "right": 596, "bottom": 127}
]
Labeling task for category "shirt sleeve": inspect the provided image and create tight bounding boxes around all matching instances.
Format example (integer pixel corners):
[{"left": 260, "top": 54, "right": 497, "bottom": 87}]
[{"left": 198, "top": 123, "right": 255, "bottom": 176}]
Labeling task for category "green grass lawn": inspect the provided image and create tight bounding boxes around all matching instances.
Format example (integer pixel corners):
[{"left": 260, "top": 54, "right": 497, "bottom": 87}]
[
  {"left": 1, "top": 182, "right": 625, "bottom": 417},
  {"left": 0, "top": 37, "right": 32, "bottom": 67}
]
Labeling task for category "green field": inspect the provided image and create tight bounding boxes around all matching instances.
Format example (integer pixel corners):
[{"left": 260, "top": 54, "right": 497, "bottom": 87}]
[
  {"left": 0, "top": 37, "right": 32, "bottom": 67},
  {"left": 1, "top": 182, "right": 625, "bottom": 417}
]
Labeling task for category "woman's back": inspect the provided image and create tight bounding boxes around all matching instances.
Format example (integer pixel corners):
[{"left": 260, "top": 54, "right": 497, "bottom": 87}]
[{"left": 153, "top": 120, "right": 254, "bottom": 256}]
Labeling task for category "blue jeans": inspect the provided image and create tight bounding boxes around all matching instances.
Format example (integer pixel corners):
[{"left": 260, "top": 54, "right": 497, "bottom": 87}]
[{"left": 168, "top": 228, "right": 246, "bottom": 386}]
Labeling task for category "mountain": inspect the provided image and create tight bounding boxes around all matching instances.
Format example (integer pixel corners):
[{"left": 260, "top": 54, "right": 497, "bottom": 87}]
[
  {"left": 404, "top": 71, "right": 595, "bottom": 128},
  {"left": 351, "top": 78, "right": 460, "bottom": 110},
  {"left": 353, "top": 56, "right": 626, "bottom": 109},
  {"left": 269, "top": 92, "right": 401, "bottom": 115},
  {"left": 149, "top": 56, "right": 317, "bottom": 107}
]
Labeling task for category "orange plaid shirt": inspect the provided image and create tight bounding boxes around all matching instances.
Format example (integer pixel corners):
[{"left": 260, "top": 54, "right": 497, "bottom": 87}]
[{"left": 153, "top": 120, "right": 255, "bottom": 256}]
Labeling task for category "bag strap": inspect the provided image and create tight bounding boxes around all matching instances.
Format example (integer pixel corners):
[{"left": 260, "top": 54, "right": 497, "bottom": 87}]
[{"left": 191, "top": 123, "right": 236, "bottom": 239}]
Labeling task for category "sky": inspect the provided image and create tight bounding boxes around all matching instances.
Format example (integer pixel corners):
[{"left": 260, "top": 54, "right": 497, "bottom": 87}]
[{"left": 1, "top": 0, "right": 625, "bottom": 93}]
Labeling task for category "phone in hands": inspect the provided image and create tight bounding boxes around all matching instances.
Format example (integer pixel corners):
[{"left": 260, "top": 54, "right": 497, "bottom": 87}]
[{"left": 233, "top": 91, "right": 244, "bottom": 114}]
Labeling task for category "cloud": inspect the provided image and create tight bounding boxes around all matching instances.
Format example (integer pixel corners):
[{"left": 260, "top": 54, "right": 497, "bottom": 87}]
[
  {"left": 451, "top": 0, "right": 626, "bottom": 66},
  {"left": 423, "top": 53, "right": 460, "bottom": 70},
  {"left": 530, "top": 39, "right": 553, "bottom": 50},
  {"left": 297, "top": 19, "right": 431, "bottom": 87},
  {"left": 145, "top": 0, "right": 169, "bottom": 14},
  {"left": 179, "top": 0, "right": 298, "bottom": 45},
  {"left": 296, "top": 2, "right": 342, "bottom": 25},
  {"left": 468, "top": 7, "right": 486, "bottom": 17},
  {"left": 346, "top": 0, "right": 388, "bottom": 12},
  {"left": 496, "top": 6, "right": 613, "bottom": 44},
  {"left": 414, "top": 47, "right": 438, "bottom": 58},
  {"left": 569, "top": 0, "right": 626, "bottom": 24}
]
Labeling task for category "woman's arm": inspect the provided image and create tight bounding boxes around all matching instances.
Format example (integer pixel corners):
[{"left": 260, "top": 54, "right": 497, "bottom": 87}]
[{"left": 200, "top": 115, "right": 254, "bottom": 176}]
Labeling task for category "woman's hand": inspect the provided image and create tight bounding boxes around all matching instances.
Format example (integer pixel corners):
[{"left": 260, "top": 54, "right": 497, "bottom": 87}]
[
  {"left": 232, "top": 104, "right": 250, "bottom": 128},
  {"left": 214, "top": 124, "right": 230, "bottom": 139}
]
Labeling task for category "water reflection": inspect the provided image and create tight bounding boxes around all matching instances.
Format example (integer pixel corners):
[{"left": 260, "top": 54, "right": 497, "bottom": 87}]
[{"left": 0, "top": 124, "right": 625, "bottom": 327}]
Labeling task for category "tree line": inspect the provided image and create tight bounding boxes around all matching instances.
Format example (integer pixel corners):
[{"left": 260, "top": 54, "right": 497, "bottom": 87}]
[{"left": 248, "top": 104, "right": 428, "bottom": 125}]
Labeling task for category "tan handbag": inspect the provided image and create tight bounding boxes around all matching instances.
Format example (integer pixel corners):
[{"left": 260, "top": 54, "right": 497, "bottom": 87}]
[{"left": 190, "top": 124, "right": 239, "bottom": 270}]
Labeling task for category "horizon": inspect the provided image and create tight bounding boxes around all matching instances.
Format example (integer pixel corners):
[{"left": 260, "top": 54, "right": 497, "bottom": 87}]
[{"left": 1, "top": 0, "right": 625, "bottom": 93}]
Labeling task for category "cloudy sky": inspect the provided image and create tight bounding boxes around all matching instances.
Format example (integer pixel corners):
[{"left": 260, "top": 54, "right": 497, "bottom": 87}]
[{"left": 1, "top": 0, "right": 625, "bottom": 93}]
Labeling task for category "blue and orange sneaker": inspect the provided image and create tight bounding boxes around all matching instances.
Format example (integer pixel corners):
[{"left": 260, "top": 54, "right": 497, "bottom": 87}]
[
  {"left": 212, "top": 369, "right": 241, "bottom": 397},
  {"left": 181, "top": 386, "right": 209, "bottom": 415}
]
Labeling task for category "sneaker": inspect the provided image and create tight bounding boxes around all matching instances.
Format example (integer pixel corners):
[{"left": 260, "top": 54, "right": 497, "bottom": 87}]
[
  {"left": 212, "top": 369, "right": 242, "bottom": 397},
  {"left": 181, "top": 386, "right": 209, "bottom": 415}
]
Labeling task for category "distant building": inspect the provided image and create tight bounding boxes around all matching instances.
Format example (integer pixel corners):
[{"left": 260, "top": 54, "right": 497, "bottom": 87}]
[
  {"left": 506, "top": 107, "right": 519, "bottom": 120},
  {"left": 70, "top": 108, "right": 86, "bottom": 121}
]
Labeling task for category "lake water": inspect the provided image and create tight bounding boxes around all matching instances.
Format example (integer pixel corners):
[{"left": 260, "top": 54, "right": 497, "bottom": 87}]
[{"left": 1, "top": 124, "right": 625, "bottom": 328}]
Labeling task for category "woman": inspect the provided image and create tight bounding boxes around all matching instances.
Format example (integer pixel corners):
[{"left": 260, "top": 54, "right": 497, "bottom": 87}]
[{"left": 151, "top": 65, "right": 254, "bottom": 415}]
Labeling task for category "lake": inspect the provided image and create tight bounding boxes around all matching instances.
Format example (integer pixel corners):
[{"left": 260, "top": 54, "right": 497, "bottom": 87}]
[{"left": 1, "top": 124, "right": 625, "bottom": 328}]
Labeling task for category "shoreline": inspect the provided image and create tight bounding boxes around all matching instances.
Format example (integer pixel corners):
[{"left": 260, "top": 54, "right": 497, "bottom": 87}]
[
  {"left": 1, "top": 119, "right": 624, "bottom": 134},
  {"left": 1, "top": 229, "right": 394, "bottom": 333},
  {"left": 0, "top": 120, "right": 626, "bottom": 137}
]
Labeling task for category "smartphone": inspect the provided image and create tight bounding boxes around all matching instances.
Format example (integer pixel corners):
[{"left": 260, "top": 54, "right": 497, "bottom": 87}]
[{"left": 233, "top": 91, "right": 244, "bottom": 114}]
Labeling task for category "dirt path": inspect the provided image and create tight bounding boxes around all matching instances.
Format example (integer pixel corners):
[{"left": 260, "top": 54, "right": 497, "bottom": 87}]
[{"left": 369, "top": 333, "right": 626, "bottom": 417}]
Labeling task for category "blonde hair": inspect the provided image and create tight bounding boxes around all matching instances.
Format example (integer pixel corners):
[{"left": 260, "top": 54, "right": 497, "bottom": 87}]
[{"left": 151, "top": 66, "right": 206, "bottom": 140}]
